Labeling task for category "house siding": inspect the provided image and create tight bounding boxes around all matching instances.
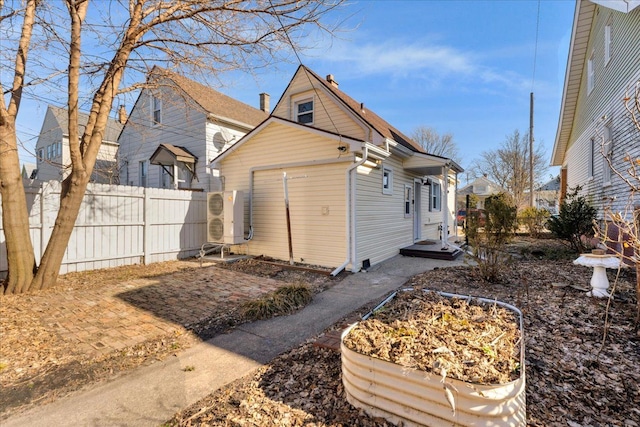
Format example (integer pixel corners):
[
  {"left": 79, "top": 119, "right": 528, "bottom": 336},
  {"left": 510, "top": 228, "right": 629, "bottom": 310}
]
[
  {"left": 36, "top": 109, "right": 64, "bottom": 181},
  {"left": 272, "top": 70, "right": 368, "bottom": 141},
  {"left": 354, "top": 156, "right": 439, "bottom": 268},
  {"left": 118, "top": 87, "right": 208, "bottom": 189},
  {"left": 219, "top": 121, "right": 349, "bottom": 268},
  {"left": 562, "top": 5, "right": 640, "bottom": 217}
]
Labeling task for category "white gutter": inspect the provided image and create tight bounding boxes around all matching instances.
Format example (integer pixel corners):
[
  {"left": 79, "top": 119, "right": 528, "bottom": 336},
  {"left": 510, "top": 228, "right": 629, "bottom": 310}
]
[{"left": 331, "top": 145, "right": 369, "bottom": 276}]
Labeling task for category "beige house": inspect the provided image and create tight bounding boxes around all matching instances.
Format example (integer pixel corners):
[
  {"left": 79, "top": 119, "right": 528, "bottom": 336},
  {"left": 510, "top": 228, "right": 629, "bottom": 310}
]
[
  {"left": 211, "top": 65, "right": 463, "bottom": 273},
  {"left": 457, "top": 175, "right": 504, "bottom": 211}
]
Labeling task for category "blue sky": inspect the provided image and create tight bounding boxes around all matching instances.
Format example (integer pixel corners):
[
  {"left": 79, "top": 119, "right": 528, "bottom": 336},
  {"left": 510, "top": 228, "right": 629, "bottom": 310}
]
[{"left": 15, "top": 0, "right": 576, "bottom": 183}]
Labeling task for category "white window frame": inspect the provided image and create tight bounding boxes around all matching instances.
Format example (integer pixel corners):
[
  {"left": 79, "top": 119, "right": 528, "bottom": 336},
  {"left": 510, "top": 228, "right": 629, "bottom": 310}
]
[
  {"left": 602, "top": 123, "right": 613, "bottom": 186},
  {"left": 604, "top": 22, "right": 611, "bottom": 66},
  {"left": 430, "top": 181, "right": 441, "bottom": 212},
  {"left": 37, "top": 148, "right": 44, "bottom": 162},
  {"left": 294, "top": 97, "right": 314, "bottom": 125},
  {"left": 404, "top": 184, "right": 413, "bottom": 218},
  {"left": 139, "top": 160, "right": 148, "bottom": 187},
  {"left": 587, "top": 52, "right": 595, "bottom": 94},
  {"left": 588, "top": 137, "right": 595, "bottom": 178},
  {"left": 151, "top": 94, "right": 162, "bottom": 125},
  {"left": 382, "top": 166, "right": 393, "bottom": 195}
]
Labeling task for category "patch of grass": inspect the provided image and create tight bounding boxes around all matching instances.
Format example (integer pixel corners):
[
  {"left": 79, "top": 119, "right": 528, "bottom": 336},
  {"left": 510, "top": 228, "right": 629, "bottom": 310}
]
[{"left": 242, "top": 284, "right": 312, "bottom": 321}]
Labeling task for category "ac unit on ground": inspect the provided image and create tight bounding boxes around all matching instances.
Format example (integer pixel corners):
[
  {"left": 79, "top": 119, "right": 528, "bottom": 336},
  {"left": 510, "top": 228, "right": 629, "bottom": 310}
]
[{"left": 206, "top": 191, "right": 245, "bottom": 244}]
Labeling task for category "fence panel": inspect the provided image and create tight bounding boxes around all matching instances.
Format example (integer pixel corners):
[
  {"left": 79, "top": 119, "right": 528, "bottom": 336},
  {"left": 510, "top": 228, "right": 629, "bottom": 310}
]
[{"left": 0, "top": 180, "right": 207, "bottom": 277}]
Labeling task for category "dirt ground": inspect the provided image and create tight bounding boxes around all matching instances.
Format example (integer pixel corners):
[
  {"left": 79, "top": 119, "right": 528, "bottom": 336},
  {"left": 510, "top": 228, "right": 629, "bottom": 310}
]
[
  {"left": 169, "top": 239, "right": 640, "bottom": 427},
  {"left": 2, "top": 239, "right": 640, "bottom": 426},
  {"left": 0, "top": 257, "right": 340, "bottom": 419}
]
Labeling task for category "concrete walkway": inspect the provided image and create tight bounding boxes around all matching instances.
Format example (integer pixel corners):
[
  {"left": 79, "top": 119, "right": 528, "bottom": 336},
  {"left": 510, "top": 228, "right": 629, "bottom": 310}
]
[{"left": 3, "top": 255, "right": 464, "bottom": 427}]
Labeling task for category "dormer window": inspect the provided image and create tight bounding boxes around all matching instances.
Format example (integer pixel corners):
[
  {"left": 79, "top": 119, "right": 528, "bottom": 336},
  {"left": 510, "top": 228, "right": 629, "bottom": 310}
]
[{"left": 295, "top": 99, "right": 314, "bottom": 124}]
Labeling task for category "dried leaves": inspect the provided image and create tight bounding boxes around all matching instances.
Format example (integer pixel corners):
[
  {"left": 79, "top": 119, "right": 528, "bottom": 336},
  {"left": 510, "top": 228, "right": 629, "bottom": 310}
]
[{"left": 343, "top": 289, "right": 521, "bottom": 385}]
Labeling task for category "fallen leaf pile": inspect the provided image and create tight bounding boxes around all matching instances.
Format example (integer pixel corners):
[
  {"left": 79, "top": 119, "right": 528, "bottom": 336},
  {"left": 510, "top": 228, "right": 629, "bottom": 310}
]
[
  {"left": 171, "top": 258, "right": 640, "bottom": 426},
  {"left": 343, "top": 289, "right": 522, "bottom": 385}
]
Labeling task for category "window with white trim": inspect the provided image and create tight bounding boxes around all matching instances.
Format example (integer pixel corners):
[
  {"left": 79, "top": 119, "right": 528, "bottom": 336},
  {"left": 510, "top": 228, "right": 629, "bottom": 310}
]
[
  {"left": 151, "top": 95, "right": 162, "bottom": 125},
  {"left": 382, "top": 166, "right": 393, "bottom": 195},
  {"left": 430, "top": 181, "right": 441, "bottom": 211},
  {"left": 37, "top": 148, "right": 44, "bottom": 162},
  {"left": 139, "top": 160, "right": 148, "bottom": 187},
  {"left": 604, "top": 22, "right": 612, "bottom": 65},
  {"left": 295, "top": 98, "right": 314, "bottom": 124},
  {"left": 587, "top": 52, "right": 595, "bottom": 94},
  {"left": 588, "top": 138, "right": 595, "bottom": 178},
  {"left": 404, "top": 185, "right": 412, "bottom": 217},
  {"left": 603, "top": 123, "right": 613, "bottom": 185}
]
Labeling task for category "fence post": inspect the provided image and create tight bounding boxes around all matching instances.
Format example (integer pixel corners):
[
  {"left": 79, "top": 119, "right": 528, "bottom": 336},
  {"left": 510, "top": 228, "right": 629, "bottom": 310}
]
[{"left": 143, "top": 187, "right": 151, "bottom": 265}]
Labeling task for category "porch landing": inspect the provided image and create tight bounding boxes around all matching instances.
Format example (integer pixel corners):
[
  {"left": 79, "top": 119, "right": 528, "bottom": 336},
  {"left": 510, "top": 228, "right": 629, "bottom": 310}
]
[{"left": 400, "top": 238, "right": 465, "bottom": 261}]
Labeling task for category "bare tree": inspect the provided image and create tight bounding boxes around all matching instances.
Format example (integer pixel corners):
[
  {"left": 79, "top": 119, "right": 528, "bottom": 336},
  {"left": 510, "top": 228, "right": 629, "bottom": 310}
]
[
  {"left": 470, "top": 129, "right": 547, "bottom": 210},
  {"left": 411, "top": 126, "right": 460, "bottom": 163},
  {"left": 0, "top": 0, "right": 346, "bottom": 294}
]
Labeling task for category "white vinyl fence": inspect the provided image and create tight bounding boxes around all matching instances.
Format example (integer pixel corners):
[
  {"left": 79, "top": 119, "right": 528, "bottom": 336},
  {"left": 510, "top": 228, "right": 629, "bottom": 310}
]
[{"left": 0, "top": 180, "right": 207, "bottom": 276}]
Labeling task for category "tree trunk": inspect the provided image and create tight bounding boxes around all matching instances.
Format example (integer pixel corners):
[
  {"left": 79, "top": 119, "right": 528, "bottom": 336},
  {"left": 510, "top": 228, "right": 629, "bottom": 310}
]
[
  {"left": 30, "top": 170, "right": 90, "bottom": 291},
  {"left": 0, "top": 119, "right": 36, "bottom": 294}
]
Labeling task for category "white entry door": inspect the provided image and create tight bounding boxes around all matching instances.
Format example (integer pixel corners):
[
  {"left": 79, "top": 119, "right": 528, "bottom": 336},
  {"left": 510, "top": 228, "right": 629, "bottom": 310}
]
[{"left": 414, "top": 181, "right": 421, "bottom": 241}]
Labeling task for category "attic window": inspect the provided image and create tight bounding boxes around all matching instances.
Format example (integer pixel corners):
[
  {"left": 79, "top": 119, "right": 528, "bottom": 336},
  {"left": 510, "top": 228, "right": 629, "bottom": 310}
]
[
  {"left": 295, "top": 99, "right": 314, "bottom": 124},
  {"left": 152, "top": 95, "right": 162, "bottom": 125}
]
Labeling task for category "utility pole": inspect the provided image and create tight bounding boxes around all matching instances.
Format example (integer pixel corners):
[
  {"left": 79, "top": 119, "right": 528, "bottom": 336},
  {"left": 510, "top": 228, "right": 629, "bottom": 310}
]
[{"left": 529, "top": 92, "right": 534, "bottom": 207}]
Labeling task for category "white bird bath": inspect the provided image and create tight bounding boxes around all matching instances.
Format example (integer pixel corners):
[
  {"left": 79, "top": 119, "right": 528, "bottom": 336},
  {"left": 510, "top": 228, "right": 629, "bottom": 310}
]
[{"left": 573, "top": 253, "right": 624, "bottom": 297}]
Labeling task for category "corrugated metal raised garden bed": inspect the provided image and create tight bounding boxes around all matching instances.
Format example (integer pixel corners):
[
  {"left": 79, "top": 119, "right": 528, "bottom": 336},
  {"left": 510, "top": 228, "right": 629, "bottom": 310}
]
[{"left": 341, "top": 288, "right": 525, "bottom": 426}]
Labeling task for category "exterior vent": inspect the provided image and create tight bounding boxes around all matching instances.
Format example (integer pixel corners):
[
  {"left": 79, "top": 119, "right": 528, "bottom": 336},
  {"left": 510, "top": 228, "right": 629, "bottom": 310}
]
[{"left": 206, "top": 191, "right": 245, "bottom": 244}]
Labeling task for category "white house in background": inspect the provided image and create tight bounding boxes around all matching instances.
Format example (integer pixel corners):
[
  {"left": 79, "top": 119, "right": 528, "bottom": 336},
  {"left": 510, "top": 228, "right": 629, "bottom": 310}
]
[
  {"left": 35, "top": 105, "right": 122, "bottom": 183},
  {"left": 117, "top": 67, "right": 269, "bottom": 191},
  {"left": 211, "top": 65, "right": 463, "bottom": 273},
  {"left": 457, "top": 175, "right": 504, "bottom": 210},
  {"left": 551, "top": 0, "right": 640, "bottom": 217},
  {"left": 535, "top": 176, "right": 560, "bottom": 215}
]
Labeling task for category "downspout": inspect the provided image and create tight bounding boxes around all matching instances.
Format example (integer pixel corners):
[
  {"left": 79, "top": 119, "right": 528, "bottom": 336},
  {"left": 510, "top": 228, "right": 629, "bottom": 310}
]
[{"left": 331, "top": 144, "right": 369, "bottom": 276}]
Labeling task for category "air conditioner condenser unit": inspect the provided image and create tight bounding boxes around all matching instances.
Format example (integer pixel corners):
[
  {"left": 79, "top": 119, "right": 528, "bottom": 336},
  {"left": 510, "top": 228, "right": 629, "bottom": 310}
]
[{"left": 206, "top": 191, "right": 245, "bottom": 244}]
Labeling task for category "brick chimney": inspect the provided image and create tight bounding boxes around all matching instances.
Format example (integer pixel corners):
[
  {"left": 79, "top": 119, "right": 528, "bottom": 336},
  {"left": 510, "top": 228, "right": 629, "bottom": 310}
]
[
  {"left": 118, "top": 105, "right": 127, "bottom": 124},
  {"left": 259, "top": 93, "right": 270, "bottom": 113},
  {"left": 326, "top": 74, "right": 339, "bottom": 88}
]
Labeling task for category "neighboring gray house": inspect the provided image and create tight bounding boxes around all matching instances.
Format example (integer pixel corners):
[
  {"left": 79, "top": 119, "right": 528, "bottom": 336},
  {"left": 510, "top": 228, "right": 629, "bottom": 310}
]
[
  {"left": 457, "top": 175, "right": 504, "bottom": 210},
  {"left": 117, "top": 67, "right": 269, "bottom": 191},
  {"left": 535, "top": 176, "right": 560, "bottom": 214},
  {"left": 35, "top": 105, "right": 123, "bottom": 183},
  {"left": 551, "top": 0, "right": 640, "bottom": 217}
]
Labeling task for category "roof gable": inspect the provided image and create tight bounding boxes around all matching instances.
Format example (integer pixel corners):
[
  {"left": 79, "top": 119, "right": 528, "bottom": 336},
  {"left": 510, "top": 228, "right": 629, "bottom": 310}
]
[
  {"left": 48, "top": 105, "right": 123, "bottom": 143},
  {"left": 272, "top": 65, "right": 425, "bottom": 154},
  {"left": 148, "top": 67, "right": 268, "bottom": 128}
]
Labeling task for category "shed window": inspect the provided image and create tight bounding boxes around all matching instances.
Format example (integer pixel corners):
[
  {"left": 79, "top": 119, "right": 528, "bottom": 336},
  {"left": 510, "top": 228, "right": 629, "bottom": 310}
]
[
  {"left": 404, "top": 185, "right": 412, "bottom": 217},
  {"left": 295, "top": 99, "right": 314, "bottom": 124},
  {"left": 382, "top": 167, "right": 393, "bottom": 195},
  {"left": 430, "top": 181, "right": 441, "bottom": 211}
]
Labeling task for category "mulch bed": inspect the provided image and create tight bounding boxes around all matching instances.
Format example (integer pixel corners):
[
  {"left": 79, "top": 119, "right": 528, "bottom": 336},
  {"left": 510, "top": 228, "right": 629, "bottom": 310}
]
[{"left": 169, "top": 253, "right": 640, "bottom": 426}]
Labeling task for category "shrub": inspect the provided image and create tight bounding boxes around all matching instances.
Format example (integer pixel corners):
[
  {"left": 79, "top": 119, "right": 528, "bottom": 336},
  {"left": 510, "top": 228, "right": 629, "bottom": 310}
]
[
  {"left": 546, "top": 186, "right": 597, "bottom": 253},
  {"left": 467, "top": 192, "right": 517, "bottom": 282},
  {"left": 241, "top": 283, "right": 312, "bottom": 320},
  {"left": 519, "top": 207, "right": 551, "bottom": 238}
]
